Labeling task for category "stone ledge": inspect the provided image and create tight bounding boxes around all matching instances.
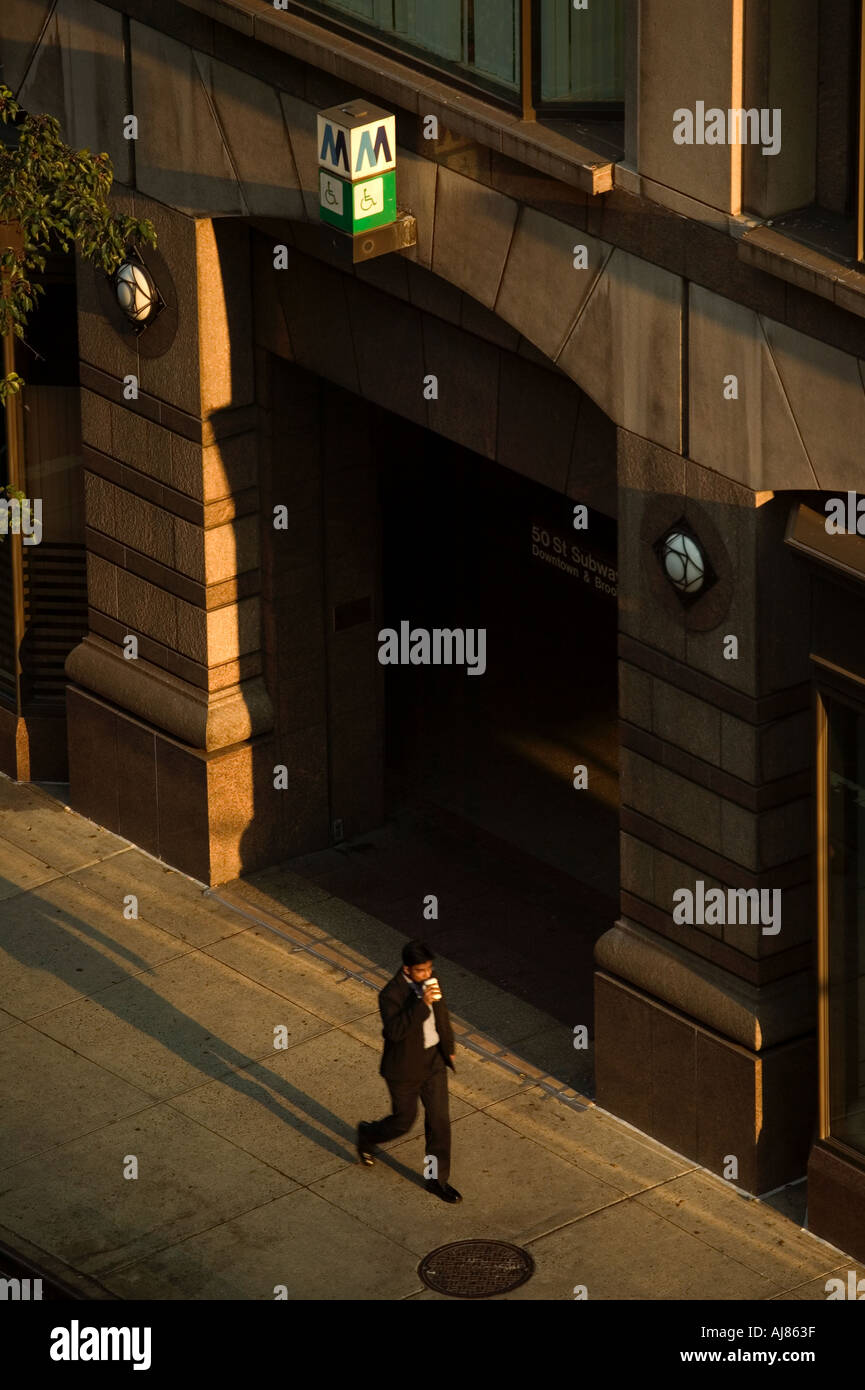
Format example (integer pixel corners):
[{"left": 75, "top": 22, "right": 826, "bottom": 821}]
[
  {"left": 620, "top": 890, "right": 812, "bottom": 987},
  {"left": 614, "top": 160, "right": 746, "bottom": 237},
  {"left": 785, "top": 501, "right": 865, "bottom": 584},
  {"left": 619, "top": 634, "right": 810, "bottom": 725},
  {"left": 83, "top": 450, "right": 260, "bottom": 531},
  {"left": 594, "top": 918, "right": 814, "bottom": 1050},
  {"left": 65, "top": 633, "right": 274, "bottom": 750},
  {"left": 178, "top": 0, "right": 258, "bottom": 35},
  {"left": 79, "top": 361, "right": 258, "bottom": 447},
  {"left": 620, "top": 721, "right": 811, "bottom": 812},
  {"left": 738, "top": 225, "right": 865, "bottom": 319},
  {"left": 86, "top": 528, "right": 261, "bottom": 612},
  {"left": 87, "top": 607, "right": 262, "bottom": 694},
  {"left": 140, "top": 0, "right": 616, "bottom": 194}
]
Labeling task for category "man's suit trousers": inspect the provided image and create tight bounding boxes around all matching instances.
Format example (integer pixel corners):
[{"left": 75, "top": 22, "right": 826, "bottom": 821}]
[{"left": 366, "top": 1048, "right": 451, "bottom": 1184}]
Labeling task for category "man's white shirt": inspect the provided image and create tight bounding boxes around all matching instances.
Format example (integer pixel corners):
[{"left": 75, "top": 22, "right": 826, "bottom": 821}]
[{"left": 404, "top": 970, "right": 440, "bottom": 1048}]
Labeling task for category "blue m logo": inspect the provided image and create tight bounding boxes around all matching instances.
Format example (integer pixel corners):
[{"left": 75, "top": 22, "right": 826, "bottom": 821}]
[
  {"left": 320, "top": 124, "right": 349, "bottom": 173},
  {"left": 355, "top": 124, "right": 392, "bottom": 173}
]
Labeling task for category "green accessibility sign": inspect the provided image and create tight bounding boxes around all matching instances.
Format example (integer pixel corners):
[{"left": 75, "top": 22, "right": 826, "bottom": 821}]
[{"left": 317, "top": 100, "right": 397, "bottom": 234}]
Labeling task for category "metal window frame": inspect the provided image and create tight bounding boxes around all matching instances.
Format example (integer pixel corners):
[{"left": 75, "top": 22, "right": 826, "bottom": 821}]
[
  {"left": 521, "top": 0, "right": 535, "bottom": 122},
  {"left": 529, "top": 0, "right": 625, "bottom": 117},
  {"left": 281, "top": 0, "right": 524, "bottom": 111},
  {"left": 277, "top": 0, "right": 624, "bottom": 122},
  {"left": 815, "top": 666, "right": 865, "bottom": 1169}
]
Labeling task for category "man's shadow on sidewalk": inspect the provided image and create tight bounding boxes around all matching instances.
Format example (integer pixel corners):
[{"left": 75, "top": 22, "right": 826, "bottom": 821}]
[{"left": 0, "top": 878, "right": 425, "bottom": 1188}]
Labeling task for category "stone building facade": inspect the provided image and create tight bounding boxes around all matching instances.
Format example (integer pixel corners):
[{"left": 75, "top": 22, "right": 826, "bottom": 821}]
[{"left": 4, "top": 0, "right": 865, "bottom": 1258}]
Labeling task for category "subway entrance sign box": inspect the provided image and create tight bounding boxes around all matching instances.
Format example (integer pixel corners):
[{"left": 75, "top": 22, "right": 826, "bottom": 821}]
[
  {"left": 317, "top": 100, "right": 397, "bottom": 234},
  {"left": 318, "top": 168, "right": 396, "bottom": 233}
]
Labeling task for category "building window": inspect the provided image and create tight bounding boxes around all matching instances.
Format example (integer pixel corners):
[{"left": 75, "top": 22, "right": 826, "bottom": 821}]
[
  {"left": 303, "top": 0, "right": 520, "bottom": 97},
  {"left": 536, "top": 0, "right": 624, "bottom": 106},
  {"left": 749, "top": 1, "right": 862, "bottom": 262},
  {"left": 0, "top": 268, "right": 86, "bottom": 717},
  {"left": 820, "top": 689, "right": 865, "bottom": 1155},
  {"left": 817, "top": 0, "right": 862, "bottom": 223},
  {"left": 297, "top": 0, "right": 624, "bottom": 113}
]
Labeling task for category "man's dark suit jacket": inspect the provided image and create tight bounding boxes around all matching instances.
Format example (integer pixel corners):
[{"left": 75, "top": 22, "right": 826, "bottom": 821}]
[{"left": 378, "top": 969, "right": 456, "bottom": 1082}]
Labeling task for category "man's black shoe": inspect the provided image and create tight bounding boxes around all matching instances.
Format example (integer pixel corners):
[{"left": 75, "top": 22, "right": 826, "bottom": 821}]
[
  {"left": 356, "top": 1122, "right": 375, "bottom": 1166},
  {"left": 425, "top": 1179, "right": 462, "bottom": 1203}
]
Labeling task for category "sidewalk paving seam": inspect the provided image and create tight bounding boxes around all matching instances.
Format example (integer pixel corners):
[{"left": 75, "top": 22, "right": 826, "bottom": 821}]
[
  {"left": 772, "top": 1260, "right": 864, "bottom": 1299},
  {"left": 510, "top": 1171, "right": 730, "bottom": 1250},
  {"left": 515, "top": 1191, "right": 651, "bottom": 1247},
  {"left": 0, "top": 1221, "right": 120, "bottom": 1301},
  {"left": 619, "top": 1168, "right": 854, "bottom": 1288},
  {"left": 205, "top": 886, "right": 592, "bottom": 1114},
  {"left": 625, "top": 1186, "right": 818, "bottom": 1292},
  {"left": 18, "top": 922, "right": 342, "bottom": 1038},
  {"left": 158, "top": 1093, "right": 350, "bottom": 1178},
  {"left": 0, "top": 1099, "right": 164, "bottom": 1179},
  {"left": 110, "top": 842, "right": 209, "bottom": 891},
  {"left": 508, "top": 1183, "right": 806, "bottom": 1297},
  {"left": 0, "top": 873, "right": 64, "bottom": 900},
  {"left": 20, "top": 1018, "right": 331, "bottom": 1117},
  {"left": 474, "top": 1103, "right": 702, "bottom": 1183},
  {"left": 299, "top": 1183, "right": 443, "bottom": 1264},
  {"left": 15, "top": 949, "right": 196, "bottom": 1022},
  {"left": 194, "top": 956, "right": 381, "bottom": 1037},
  {"left": 0, "top": 846, "right": 135, "bottom": 882},
  {"left": 91, "top": 1191, "right": 322, "bottom": 1282},
  {"left": 101, "top": 1180, "right": 435, "bottom": 1282},
  {"left": 57, "top": 849, "right": 137, "bottom": 873}
]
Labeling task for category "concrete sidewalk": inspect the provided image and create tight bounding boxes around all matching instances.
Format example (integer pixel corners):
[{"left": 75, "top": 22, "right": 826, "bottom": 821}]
[{"left": 0, "top": 774, "right": 858, "bottom": 1300}]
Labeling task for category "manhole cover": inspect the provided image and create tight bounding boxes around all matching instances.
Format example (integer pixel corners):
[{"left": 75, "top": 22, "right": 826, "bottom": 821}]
[{"left": 418, "top": 1240, "right": 534, "bottom": 1298}]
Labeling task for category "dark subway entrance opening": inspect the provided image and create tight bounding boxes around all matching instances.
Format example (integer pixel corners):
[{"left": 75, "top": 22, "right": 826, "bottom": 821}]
[
  {"left": 373, "top": 412, "right": 619, "bottom": 1041},
  {"left": 280, "top": 375, "right": 619, "bottom": 1080},
  {"left": 380, "top": 413, "right": 618, "bottom": 904}
]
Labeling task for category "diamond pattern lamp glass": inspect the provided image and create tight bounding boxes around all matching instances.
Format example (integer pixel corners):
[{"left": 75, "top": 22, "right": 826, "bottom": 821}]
[
  {"left": 661, "top": 530, "right": 706, "bottom": 595},
  {"left": 115, "top": 261, "right": 157, "bottom": 323}
]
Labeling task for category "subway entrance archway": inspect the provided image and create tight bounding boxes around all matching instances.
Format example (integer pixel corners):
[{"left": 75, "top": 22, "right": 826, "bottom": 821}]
[
  {"left": 263, "top": 355, "right": 619, "bottom": 1070},
  {"left": 379, "top": 407, "right": 618, "bottom": 898},
  {"left": 378, "top": 411, "right": 619, "bottom": 1043}
]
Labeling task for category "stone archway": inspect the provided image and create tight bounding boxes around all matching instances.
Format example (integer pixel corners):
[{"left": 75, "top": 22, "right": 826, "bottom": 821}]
[{"left": 251, "top": 222, "right": 619, "bottom": 515}]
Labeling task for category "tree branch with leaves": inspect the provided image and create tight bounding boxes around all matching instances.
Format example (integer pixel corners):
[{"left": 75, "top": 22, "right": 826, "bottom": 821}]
[{"left": 0, "top": 83, "right": 157, "bottom": 406}]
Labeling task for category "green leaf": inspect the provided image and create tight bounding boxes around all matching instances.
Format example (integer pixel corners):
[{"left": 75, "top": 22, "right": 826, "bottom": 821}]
[{"left": 0, "top": 91, "right": 156, "bottom": 395}]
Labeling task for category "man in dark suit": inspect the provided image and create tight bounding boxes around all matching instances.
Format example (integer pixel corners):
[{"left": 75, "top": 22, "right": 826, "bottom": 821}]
[{"left": 357, "top": 940, "right": 462, "bottom": 1203}]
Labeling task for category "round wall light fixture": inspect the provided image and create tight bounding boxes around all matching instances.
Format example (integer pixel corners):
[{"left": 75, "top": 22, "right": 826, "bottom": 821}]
[
  {"left": 112, "top": 248, "right": 164, "bottom": 333},
  {"left": 655, "top": 522, "right": 716, "bottom": 604}
]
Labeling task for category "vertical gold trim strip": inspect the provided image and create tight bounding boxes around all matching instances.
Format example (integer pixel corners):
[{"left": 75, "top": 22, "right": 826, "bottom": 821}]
[
  {"left": 816, "top": 689, "right": 830, "bottom": 1140},
  {"left": 730, "top": 0, "right": 745, "bottom": 216},
  {"left": 858, "top": 0, "right": 865, "bottom": 263},
  {"left": 520, "top": 0, "right": 535, "bottom": 122}
]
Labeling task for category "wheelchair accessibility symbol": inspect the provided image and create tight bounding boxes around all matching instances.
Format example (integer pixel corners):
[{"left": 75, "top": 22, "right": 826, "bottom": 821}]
[
  {"left": 319, "top": 172, "right": 343, "bottom": 216},
  {"left": 354, "top": 178, "right": 384, "bottom": 219}
]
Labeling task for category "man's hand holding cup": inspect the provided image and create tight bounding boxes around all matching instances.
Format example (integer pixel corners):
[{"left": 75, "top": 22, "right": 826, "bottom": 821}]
[{"left": 423, "top": 978, "right": 442, "bottom": 1007}]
